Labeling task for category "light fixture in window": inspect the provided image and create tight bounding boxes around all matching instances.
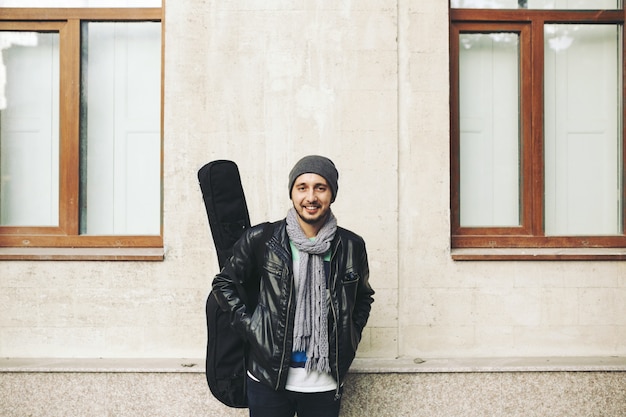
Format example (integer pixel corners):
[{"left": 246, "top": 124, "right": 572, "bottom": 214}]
[{"left": 0, "top": 32, "right": 38, "bottom": 110}]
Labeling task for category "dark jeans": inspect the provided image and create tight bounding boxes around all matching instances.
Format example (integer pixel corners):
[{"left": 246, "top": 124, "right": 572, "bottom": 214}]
[{"left": 247, "top": 377, "right": 342, "bottom": 417}]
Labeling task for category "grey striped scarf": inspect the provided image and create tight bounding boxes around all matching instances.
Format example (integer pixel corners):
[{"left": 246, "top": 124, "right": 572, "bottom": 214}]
[{"left": 286, "top": 207, "right": 337, "bottom": 374}]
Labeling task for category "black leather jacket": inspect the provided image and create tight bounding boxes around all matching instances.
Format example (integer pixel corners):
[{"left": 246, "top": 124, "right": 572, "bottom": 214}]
[{"left": 212, "top": 219, "right": 374, "bottom": 394}]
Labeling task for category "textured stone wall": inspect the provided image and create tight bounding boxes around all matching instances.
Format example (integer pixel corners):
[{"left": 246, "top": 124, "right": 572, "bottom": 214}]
[{"left": 1, "top": 371, "right": 625, "bottom": 417}]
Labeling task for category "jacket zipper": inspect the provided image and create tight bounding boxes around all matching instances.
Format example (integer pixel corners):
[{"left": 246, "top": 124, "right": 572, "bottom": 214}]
[
  {"left": 330, "top": 242, "right": 341, "bottom": 400},
  {"left": 330, "top": 289, "right": 341, "bottom": 400},
  {"left": 276, "top": 265, "right": 293, "bottom": 390}
]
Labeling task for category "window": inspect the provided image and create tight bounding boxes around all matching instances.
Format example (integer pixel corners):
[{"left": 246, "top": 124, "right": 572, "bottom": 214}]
[
  {"left": 0, "top": 5, "right": 163, "bottom": 260},
  {"left": 450, "top": 1, "right": 626, "bottom": 259}
]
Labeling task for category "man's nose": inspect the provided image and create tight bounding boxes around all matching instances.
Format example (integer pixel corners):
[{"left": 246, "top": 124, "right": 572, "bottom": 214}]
[{"left": 306, "top": 189, "right": 317, "bottom": 201}]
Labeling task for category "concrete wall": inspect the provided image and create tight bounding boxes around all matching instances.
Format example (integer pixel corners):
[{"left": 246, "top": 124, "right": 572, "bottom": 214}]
[{"left": 1, "top": 0, "right": 626, "bottom": 362}]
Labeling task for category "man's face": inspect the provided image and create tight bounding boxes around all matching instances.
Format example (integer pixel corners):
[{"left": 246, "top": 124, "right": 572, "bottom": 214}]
[{"left": 290, "top": 173, "right": 333, "bottom": 232}]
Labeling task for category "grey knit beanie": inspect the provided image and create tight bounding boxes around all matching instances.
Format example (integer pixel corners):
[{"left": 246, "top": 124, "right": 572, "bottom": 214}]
[{"left": 288, "top": 155, "right": 339, "bottom": 202}]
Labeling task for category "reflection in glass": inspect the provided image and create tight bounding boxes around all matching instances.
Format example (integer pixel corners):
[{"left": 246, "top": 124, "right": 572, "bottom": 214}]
[
  {"left": 544, "top": 24, "right": 622, "bottom": 235},
  {"left": 80, "top": 22, "right": 161, "bottom": 235},
  {"left": 459, "top": 33, "right": 521, "bottom": 227},
  {"left": 0, "top": 32, "right": 60, "bottom": 227}
]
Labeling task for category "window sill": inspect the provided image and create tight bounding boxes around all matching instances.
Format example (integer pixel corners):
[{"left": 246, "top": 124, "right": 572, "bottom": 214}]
[
  {"left": 451, "top": 247, "right": 626, "bottom": 261},
  {"left": 0, "top": 247, "right": 164, "bottom": 261}
]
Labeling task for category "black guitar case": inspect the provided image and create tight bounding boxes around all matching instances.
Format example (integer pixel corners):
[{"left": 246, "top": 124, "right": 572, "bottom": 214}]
[
  {"left": 198, "top": 160, "right": 251, "bottom": 269},
  {"left": 198, "top": 159, "right": 251, "bottom": 408}
]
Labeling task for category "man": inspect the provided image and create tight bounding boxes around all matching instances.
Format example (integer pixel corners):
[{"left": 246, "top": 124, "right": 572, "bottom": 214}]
[{"left": 212, "top": 155, "right": 374, "bottom": 417}]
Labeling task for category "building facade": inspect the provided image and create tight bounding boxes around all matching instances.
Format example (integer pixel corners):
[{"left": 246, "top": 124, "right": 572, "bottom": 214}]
[{"left": 1, "top": 1, "right": 625, "bottom": 415}]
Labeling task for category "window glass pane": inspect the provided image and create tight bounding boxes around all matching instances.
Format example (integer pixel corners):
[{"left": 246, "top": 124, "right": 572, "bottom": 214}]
[
  {"left": 451, "top": 0, "right": 621, "bottom": 8},
  {"left": 81, "top": 22, "right": 161, "bottom": 235},
  {"left": 544, "top": 24, "right": 622, "bottom": 236},
  {"left": 459, "top": 33, "right": 521, "bottom": 227},
  {"left": 0, "top": 0, "right": 159, "bottom": 7},
  {"left": 0, "top": 32, "right": 59, "bottom": 227}
]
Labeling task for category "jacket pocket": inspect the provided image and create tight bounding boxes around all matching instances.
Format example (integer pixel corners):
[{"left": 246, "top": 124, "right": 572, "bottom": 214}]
[
  {"left": 341, "top": 270, "right": 360, "bottom": 304},
  {"left": 342, "top": 271, "right": 360, "bottom": 284},
  {"left": 247, "top": 304, "right": 276, "bottom": 370}
]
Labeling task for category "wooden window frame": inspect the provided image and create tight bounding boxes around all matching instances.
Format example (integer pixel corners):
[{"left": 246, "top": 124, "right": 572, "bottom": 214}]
[
  {"left": 0, "top": 8, "right": 164, "bottom": 261},
  {"left": 450, "top": 7, "right": 626, "bottom": 260}
]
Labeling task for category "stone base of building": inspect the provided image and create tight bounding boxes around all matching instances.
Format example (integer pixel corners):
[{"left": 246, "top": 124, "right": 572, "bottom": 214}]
[{"left": 1, "top": 358, "right": 625, "bottom": 416}]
